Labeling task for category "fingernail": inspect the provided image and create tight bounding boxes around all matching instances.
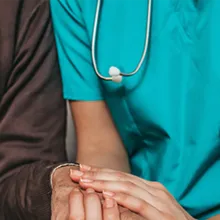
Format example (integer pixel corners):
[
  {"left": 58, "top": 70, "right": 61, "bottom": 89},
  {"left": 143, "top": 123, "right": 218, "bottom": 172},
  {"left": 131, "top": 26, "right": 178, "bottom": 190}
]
[
  {"left": 105, "top": 198, "right": 114, "bottom": 208},
  {"left": 80, "top": 178, "right": 94, "bottom": 183},
  {"left": 70, "top": 170, "right": 83, "bottom": 177},
  {"left": 86, "top": 188, "right": 95, "bottom": 193},
  {"left": 103, "top": 191, "right": 115, "bottom": 197},
  {"left": 80, "top": 164, "right": 91, "bottom": 171},
  {"left": 73, "top": 188, "right": 80, "bottom": 192}
]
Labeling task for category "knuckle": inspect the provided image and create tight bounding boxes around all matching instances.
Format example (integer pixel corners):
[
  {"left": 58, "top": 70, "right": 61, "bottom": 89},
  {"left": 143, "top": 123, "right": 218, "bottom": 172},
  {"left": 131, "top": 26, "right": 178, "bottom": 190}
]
[
  {"left": 157, "top": 189, "right": 170, "bottom": 199},
  {"left": 153, "top": 182, "right": 166, "bottom": 190},
  {"left": 125, "top": 181, "right": 135, "bottom": 191},
  {"left": 98, "top": 180, "right": 106, "bottom": 187},
  {"left": 117, "top": 192, "right": 127, "bottom": 202},
  {"left": 89, "top": 171, "right": 96, "bottom": 178},
  {"left": 92, "top": 167, "right": 99, "bottom": 171},
  {"left": 136, "top": 200, "right": 146, "bottom": 213},
  {"left": 69, "top": 189, "right": 81, "bottom": 201},
  {"left": 163, "top": 213, "right": 175, "bottom": 220},
  {"left": 115, "top": 171, "right": 124, "bottom": 180},
  {"left": 85, "top": 193, "right": 99, "bottom": 202},
  {"left": 69, "top": 191, "right": 76, "bottom": 200},
  {"left": 105, "top": 212, "right": 115, "bottom": 219}
]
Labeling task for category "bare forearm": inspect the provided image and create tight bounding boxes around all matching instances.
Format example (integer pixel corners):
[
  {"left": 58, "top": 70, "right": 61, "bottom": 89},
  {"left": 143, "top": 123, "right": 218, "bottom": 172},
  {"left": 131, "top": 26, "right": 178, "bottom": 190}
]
[
  {"left": 77, "top": 148, "right": 130, "bottom": 173},
  {"left": 70, "top": 100, "right": 131, "bottom": 172}
]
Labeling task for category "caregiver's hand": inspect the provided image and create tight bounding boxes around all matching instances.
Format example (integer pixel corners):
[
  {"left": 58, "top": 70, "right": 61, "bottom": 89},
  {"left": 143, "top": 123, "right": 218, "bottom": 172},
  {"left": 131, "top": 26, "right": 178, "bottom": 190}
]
[
  {"left": 70, "top": 165, "right": 196, "bottom": 220},
  {"left": 68, "top": 187, "right": 120, "bottom": 220}
]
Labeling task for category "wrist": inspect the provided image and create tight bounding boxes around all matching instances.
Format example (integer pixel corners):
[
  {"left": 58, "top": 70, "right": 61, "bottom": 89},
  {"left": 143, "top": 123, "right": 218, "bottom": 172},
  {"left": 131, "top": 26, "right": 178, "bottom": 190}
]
[{"left": 51, "top": 163, "right": 79, "bottom": 188}]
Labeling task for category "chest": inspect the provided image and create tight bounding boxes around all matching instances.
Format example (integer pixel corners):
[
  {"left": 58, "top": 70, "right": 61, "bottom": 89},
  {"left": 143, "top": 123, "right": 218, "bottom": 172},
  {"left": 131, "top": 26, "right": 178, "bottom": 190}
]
[
  {"left": 81, "top": 0, "right": 220, "bottom": 144},
  {"left": 81, "top": 0, "right": 219, "bottom": 90}
]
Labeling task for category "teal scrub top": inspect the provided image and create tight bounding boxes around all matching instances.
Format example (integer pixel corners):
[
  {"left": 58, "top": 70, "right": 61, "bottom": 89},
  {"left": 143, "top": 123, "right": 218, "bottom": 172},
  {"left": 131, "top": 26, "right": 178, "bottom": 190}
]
[{"left": 50, "top": 0, "right": 220, "bottom": 219}]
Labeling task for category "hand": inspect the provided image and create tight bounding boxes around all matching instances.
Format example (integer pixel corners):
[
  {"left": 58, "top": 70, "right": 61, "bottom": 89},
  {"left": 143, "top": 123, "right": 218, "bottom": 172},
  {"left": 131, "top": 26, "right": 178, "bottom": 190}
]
[
  {"left": 70, "top": 166, "right": 146, "bottom": 220},
  {"left": 70, "top": 165, "right": 195, "bottom": 220},
  {"left": 68, "top": 187, "right": 145, "bottom": 220},
  {"left": 51, "top": 165, "right": 143, "bottom": 220},
  {"left": 51, "top": 166, "right": 80, "bottom": 220},
  {"left": 68, "top": 187, "right": 120, "bottom": 220}
]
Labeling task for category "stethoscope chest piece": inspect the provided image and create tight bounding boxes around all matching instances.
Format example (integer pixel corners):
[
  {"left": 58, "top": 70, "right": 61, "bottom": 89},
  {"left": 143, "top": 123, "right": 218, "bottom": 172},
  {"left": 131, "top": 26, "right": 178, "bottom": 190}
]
[{"left": 109, "top": 66, "right": 123, "bottom": 83}]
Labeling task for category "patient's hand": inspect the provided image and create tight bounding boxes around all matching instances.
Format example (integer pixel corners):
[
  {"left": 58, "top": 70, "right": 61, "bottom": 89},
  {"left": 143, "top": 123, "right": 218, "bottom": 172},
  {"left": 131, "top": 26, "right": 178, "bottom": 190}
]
[
  {"left": 51, "top": 165, "right": 144, "bottom": 220},
  {"left": 68, "top": 187, "right": 145, "bottom": 220},
  {"left": 68, "top": 187, "right": 121, "bottom": 219},
  {"left": 51, "top": 166, "right": 82, "bottom": 220}
]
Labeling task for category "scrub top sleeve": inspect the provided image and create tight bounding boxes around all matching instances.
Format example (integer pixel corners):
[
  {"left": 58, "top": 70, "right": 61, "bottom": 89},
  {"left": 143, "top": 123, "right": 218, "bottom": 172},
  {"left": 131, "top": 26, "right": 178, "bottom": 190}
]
[{"left": 50, "top": 0, "right": 104, "bottom": 101}]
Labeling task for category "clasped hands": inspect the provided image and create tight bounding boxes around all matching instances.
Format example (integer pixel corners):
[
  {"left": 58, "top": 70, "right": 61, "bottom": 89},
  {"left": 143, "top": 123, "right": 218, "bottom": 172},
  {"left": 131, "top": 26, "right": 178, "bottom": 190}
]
[{"left": 68, "top": 165, "right": 195, "bottom": 220}]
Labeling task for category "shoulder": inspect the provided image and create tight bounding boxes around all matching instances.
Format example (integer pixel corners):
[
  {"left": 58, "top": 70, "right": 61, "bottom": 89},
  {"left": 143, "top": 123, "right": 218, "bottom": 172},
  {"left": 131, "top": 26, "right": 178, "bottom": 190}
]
[
  {"left": 0, "top": 0, "right": 50, "bottom": 22},
  {"left": 0, "top": 0, "right": 52, "bottom": 92},
  {"left": 0, "top": 0, "right": 50, "bottom": 38},
  {"left": 50, "top": 0, "right": 83, "bottom": 17},
  {"left": 50, "top": 0, "right": 96, "bottom": 20}
]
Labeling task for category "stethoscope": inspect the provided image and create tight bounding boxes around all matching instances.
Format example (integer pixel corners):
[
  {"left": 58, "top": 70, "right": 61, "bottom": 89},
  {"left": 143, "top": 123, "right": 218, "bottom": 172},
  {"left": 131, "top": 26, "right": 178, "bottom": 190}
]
[{"left": 91, "top": 0, "right": 152, "bottom": 83}]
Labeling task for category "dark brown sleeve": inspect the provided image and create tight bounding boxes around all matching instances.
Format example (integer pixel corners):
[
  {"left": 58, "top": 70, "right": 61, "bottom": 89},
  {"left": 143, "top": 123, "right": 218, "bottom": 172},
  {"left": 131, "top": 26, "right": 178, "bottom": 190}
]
[{"left": 0, "top": 1, "right": 67, "bottom": 219}]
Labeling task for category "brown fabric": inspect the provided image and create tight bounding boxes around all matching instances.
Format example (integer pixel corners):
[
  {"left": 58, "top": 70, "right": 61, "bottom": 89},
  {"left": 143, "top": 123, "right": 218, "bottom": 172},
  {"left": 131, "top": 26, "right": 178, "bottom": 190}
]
[{"left": 0, "top": 0, "right": 67, "bottom": 219}]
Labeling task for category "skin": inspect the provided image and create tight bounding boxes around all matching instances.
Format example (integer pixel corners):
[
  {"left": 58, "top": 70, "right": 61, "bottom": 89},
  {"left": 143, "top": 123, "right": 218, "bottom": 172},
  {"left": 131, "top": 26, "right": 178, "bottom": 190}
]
[
  {"left": 69, "top": 165, "right": 220, "bottom": 220},
  {"left": 70, "top": 101, "right": 130, "bottom": 172},
  {"left": 51, "top": 166, "right": 145, "bottom": 220},
  {"left": 51, "top": 166, "right": 79, "bottom": 220},
  {"left": 52, "top": 100, "right": 132, "bottom": 220},
  {"left": 68, "top": 188, "right": 120, "bottom": 220},
  {"left": 68, "top": 187, "right": 146, "bottom": 220}
]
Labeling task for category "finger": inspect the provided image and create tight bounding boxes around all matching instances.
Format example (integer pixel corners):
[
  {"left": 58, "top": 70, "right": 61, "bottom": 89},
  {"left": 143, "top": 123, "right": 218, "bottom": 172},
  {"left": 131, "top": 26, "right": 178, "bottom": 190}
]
[
  {"left": 79, "top": 165, "right": 166, "bottom": 194},
  {"left": 80, "top": 179, "right": 155, "bottom": 206},
  {"left": 70, "top": 165, "right": 115, "bottom": 183},
  {"left": 79, "top": 166, "right": 160, "bottom": 192},
  {"left": 103, "top": 198, "right": 120, "bottom": 220},
  {"left": 79, "top": 170, "right": 155, "bottom": 194},
  {"left": 70, "top": 169, "right": 84, "bottom": 182},
  {"left": 80, "top": 164, "right": 114, "bottom": 173},
  {"left": 70, "top": 169, "right": 156, "bottom": 199},
  {"left": 80, "top": 164, "right": 144, "bottom": 183},
  {"left": 104, "top": 192, "right": 163, "bottom": 220},
  {"left": 68, "top": 188, "right": 85, "bottom": 220},
  {"left": 71, "top": 165, "right": 121, "bottom": 184},
  {"left": 84, "top": 188, "right": 102, "bottom": 220}
]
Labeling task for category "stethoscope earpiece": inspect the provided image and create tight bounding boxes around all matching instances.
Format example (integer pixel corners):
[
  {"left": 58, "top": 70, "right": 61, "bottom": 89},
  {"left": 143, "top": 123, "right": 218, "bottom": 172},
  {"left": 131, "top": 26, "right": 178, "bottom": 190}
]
[{"left": 109, "top": 66, "right": 123, "bottom": 83}]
